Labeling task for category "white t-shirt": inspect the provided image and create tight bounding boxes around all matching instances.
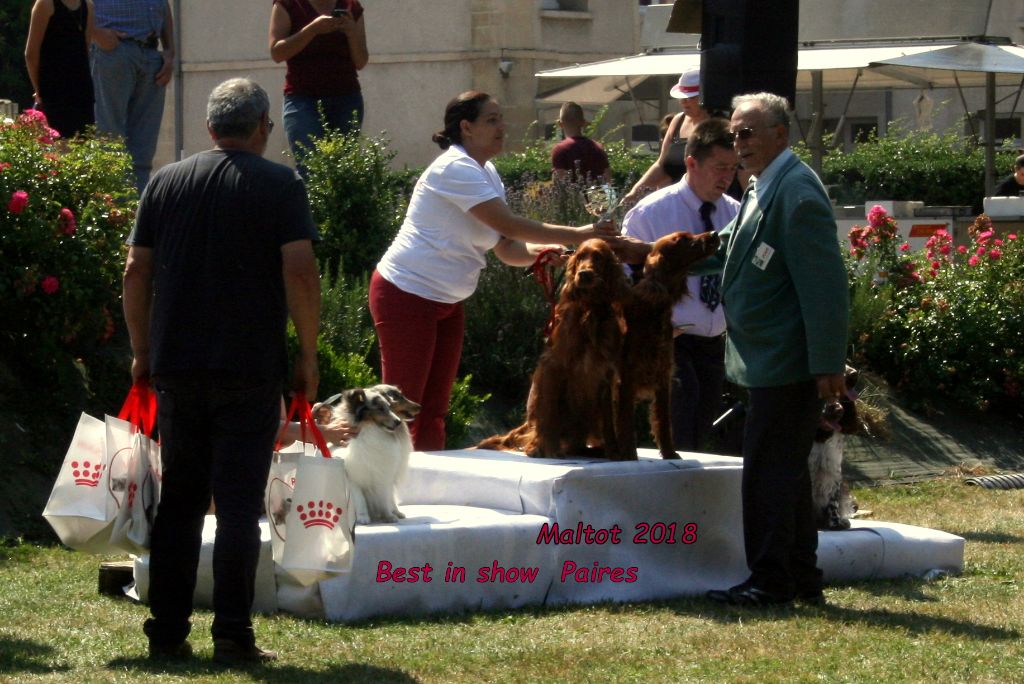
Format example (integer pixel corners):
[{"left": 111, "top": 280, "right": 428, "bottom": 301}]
[{"left": 376, "top": 145, "right": 504, "bottom": 303}]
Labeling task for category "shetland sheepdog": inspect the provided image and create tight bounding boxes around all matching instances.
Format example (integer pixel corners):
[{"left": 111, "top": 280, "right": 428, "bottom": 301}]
[{"left": 321, "top": 385, "right": 420, "bottom": 524}]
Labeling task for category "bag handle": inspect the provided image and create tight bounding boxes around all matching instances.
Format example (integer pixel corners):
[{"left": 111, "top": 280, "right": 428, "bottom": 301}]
[
  {"left": 117, "top": 380, "right": 157, "bottom": 437},
  {"left": 279, "top": 392, "right": 332, "bottom": 458}
]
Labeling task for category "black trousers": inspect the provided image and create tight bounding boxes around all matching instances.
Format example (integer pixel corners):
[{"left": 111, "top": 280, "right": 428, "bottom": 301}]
[
  {"left": 741, "top": 380, "right": 822, "bottom": 596},
  {"left": 144, "top": 373, "right": 281, "bottom": 648},
  {"left": 671, "top": 333, "right": 726, "bottom": 452}
]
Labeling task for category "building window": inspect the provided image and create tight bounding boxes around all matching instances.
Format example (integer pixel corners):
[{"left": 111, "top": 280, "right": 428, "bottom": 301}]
[
  {"left": 974, "top": 111, "right": 1022, "bottom": 147},
  {"left": 542, "top": 0, "right": 588, "bottom": 11}
]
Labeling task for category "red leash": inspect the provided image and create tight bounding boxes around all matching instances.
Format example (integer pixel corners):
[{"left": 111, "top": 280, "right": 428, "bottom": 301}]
[{"left": 531, "top": 247, "right": 563, "bottom": 339}]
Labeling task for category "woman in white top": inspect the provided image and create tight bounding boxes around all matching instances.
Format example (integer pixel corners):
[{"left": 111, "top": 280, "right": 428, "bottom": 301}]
[{"left": 371, "top": 90, "right": 616, "bottom": 451}]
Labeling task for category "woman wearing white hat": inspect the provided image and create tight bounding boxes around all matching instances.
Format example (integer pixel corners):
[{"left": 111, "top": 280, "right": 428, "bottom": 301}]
[{"left": 623, "top": 67, "right": 711, "bottom": 205}]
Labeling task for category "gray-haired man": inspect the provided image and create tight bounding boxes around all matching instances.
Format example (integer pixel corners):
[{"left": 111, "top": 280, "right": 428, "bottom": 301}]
[{"left": 123, "top": 78, "right": 321, "bottom": 663}]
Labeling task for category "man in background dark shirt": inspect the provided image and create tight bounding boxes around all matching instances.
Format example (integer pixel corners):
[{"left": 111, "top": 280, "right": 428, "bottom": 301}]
[
  {"left": 551, "top": 101, "right": 611, "bottom": 185},
  {"left": 994, "top": 154, "right": 1024, "bottom": 196}
]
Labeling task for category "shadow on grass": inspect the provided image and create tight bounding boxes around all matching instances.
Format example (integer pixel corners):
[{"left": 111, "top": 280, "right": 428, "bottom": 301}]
[
  {"left": 946, "top": 530, "right": 1024, "bottom": 544},
  {"left": 0, "top": 637, "right": 70, "bottom": 675},
  {"left": 107, "top": 655, "right": 418, "bottom": 683},
  {"left": 675, "top": 593, "right": 1020, "bottom": 642},
  {"left": 816, "top": 602, "right": 1020, "bottom": 640}
]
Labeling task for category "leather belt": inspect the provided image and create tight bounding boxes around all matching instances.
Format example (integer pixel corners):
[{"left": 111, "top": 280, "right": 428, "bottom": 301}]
[{"left": 124, "top": 34, "right": 159, "bottom": 49}]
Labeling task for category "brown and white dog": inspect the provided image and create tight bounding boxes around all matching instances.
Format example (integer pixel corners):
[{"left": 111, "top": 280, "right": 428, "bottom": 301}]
[
  {"left": 808, "top": 366, "right": 861, "bottom": 530},
  {"left": 321, "top": 385, "right": 420, "bottom": 524},
  {"left": 615, "top": 230, "right": 720, "bottom": 460}
]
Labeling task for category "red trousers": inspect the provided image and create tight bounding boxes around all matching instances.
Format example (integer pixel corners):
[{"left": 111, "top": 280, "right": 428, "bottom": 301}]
[{"left": 369, "top": 270, "right": 464, "bottom": 451}]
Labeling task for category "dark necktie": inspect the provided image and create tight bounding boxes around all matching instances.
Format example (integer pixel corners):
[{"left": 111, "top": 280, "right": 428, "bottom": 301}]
[{"left": 698, "top": 201, "right": 721, "bottom": 312}]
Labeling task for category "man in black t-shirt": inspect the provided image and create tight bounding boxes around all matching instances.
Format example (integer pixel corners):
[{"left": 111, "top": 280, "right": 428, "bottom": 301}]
[
  {"left": 123, "top": 78, "right": 321, "bottom": 665},
  {"left": 994, "top": 154, "right": 1024, "bottom": 196}
]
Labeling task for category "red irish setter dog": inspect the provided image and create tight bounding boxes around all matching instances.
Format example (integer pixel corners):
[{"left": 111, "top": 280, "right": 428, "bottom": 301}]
[
  {"left": 478, "top": 239, "right": 630, "bottom": 457},
  {"left": 614, "top": 230, "right": 720, "bottom": 460}
]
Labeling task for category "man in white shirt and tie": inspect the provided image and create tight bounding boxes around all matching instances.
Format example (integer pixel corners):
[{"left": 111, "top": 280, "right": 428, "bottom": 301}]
[{"left": 621, "top": 118, "right": 740, "bottom": 452}]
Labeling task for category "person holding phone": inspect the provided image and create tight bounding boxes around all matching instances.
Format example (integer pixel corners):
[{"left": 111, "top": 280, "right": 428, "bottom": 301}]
[{"left": 269, "top": 0, "right": 368, "bottom": 177}]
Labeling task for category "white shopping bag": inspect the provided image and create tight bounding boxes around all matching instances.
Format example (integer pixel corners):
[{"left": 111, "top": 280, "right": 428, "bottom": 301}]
[
  {"left": 108, "top": 382, "right": 161, "bottom": 554},
  {"left": 265, "top": 445, "right": 303, "bottom": 562},
  {"left": 273, "top": 395, "right": 355, "bottom": 586},
  {"left": 108, "top": 428, "right": 160, "bottom": 554},
  {"left": 42, "top": 412, "right": 119, "bottom": 553}
]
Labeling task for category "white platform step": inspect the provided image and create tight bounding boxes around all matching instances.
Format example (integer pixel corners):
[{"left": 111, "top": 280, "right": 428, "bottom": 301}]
[{"left": 132, "top": 448, "right": 965, "bottom": 622}]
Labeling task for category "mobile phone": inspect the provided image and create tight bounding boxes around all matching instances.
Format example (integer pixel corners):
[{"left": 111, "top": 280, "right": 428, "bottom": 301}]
[{"left": 331, "top": 8, "right": 349, "bottom": 17}]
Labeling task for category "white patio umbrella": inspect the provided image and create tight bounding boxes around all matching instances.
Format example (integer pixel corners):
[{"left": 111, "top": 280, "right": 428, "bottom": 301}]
[{"left": 870, "top": 42, "right": 1024, "bottom": 194}]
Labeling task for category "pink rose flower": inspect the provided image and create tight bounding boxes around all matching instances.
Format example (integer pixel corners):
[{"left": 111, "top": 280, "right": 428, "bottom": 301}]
[
  {"left": 957, "top": 245, "right": 967, "bottom": 254},
  {"left": 977, "top": 246, "right": 987, "bottom": 256},
  {"left": 41, "top": 276, "right": 59, "bottom": 294},
  {"left": 968, "top": 255, "right": 980, "bottom": 266},
  {"left": 7, "top": 190, "right": 28, "bottom": 214},
  {"left": 18, "top": 108, "right": 49, "bottom": 127},
  {"left": 939, "top": 244, "right": 950, "bottom": 255},
  {"left": 58, "top": 207, "right": 76, "bottom": 235},
  {"left": 0, "top": 162, "right": 10, "bottom": 172},
  {"left": 1008, "top": 234, "right": 1018, "bottom": 241},
  {"left": 989, "top": 249, "right": 1001, "bottom": 260},
  {"left": 38, "top": 127, "right": 61, "bottom": 144},
  {"left": 900, "top": 242, "right": 910, "bottom": 252},
  {"left": 867, "top": 205, "right": 889, "bottom": 229}
]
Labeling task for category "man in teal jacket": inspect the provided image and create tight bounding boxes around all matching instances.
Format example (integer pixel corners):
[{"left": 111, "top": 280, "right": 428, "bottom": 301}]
[{"left": 702, "top": 92, "right": 848, "bottom": 607}]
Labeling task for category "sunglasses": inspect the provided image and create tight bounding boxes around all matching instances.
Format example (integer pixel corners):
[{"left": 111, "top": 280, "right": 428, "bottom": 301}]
[
  {"left": 731, "top": 123, "right": 784, "bottom": 141},
  {"left": 731, "top": 127, "right": 759, "bottom": 141}
]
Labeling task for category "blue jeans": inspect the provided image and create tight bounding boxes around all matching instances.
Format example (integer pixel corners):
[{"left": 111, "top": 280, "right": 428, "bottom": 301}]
[
  {"left": 90, "top": 42, "right": 167, "bottom": 193},
  {"left": 283, "top": 92, "right": 364, "bottom": 175},
  {"left": 143, "top": 373, "right": 281, "bottom": 649}
]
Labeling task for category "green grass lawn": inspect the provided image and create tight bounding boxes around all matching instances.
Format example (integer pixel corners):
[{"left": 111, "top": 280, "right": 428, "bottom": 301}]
[{"left": 1, "top": 478, "right": 1022, "bottom": 684}]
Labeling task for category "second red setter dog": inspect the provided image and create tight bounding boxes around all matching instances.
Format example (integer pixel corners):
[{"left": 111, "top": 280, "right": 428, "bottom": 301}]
[
  {"left": 614, "top": 230, "right": 720, "bottom": 460},
  {"left": 478, "top": 239, "right": 629, "bottom": 457}
]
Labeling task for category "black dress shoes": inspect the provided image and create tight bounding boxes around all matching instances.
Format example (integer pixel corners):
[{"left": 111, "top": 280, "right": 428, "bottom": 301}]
[{"left": 706, "top": 580, "right": 795, "bottom": 607}]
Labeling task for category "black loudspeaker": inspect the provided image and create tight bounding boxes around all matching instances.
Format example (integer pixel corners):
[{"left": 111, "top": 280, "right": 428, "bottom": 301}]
[{"left": 699, "top": 0, "right": 799, "bottom": 112}]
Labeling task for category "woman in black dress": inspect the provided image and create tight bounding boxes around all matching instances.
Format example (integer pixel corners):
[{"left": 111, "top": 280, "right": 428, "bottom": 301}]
[{"left": 24, "top": 0, "right": 95, "bottom": 138}]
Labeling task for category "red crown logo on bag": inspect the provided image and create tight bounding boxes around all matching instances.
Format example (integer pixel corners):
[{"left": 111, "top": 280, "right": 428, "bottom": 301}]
[
  {"left": 126, "top": 481, "right": 138, "bottom": 507},
  {"left": 71, "top": 460, "right": 103, "bottom": 487},
  {"left": 295, "top": 500, "right": 342, "bottom": 529}
]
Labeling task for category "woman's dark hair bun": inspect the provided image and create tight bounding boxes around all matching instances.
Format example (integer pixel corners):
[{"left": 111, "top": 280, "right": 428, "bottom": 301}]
[
  {"left": 432, "top": 131, "right": 452, "bottom": 150},
  {"left": 434, "top": 91, "right": 491, "bottom": 151}
]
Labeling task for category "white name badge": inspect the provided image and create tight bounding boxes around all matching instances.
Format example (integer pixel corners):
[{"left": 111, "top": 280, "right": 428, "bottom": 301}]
[{"left": 751, "top": 242, "right": 775, "bottom": 270}]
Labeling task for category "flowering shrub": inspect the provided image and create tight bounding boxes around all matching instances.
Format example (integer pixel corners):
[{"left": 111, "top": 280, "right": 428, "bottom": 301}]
[
  {"left": 849, "top": 207, "right": 1024, "bottom": 414},
  {"left": 0, "top": 109, "right": 136, "bottom": 397},
  {"left": 847, "top": 204, "right": 922, "bottom": 288}
]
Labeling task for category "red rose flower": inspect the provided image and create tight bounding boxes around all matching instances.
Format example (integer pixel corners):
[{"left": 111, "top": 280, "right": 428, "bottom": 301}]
[
  {"left": 58, "top": 207, "right": 77, "bottom": 235},
  {"left": 7, "top": 190, "right": 29, "bottom": 214},
  {"left": 41, "top": 276, "right": 60, "bottom": 294}
]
